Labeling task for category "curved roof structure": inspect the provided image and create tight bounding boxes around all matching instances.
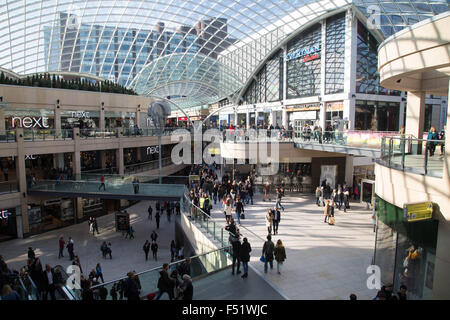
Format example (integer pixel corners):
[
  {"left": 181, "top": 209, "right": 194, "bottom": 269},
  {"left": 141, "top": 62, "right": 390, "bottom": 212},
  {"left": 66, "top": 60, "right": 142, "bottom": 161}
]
[{"left": 0, "top": 0, "right": 448, "bottom": 108}]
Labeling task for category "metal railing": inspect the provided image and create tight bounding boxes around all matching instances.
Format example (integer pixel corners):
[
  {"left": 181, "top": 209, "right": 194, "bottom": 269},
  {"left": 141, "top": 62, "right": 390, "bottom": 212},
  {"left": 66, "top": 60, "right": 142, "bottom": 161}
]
[
  {"left": 0, "top": 181, "right": 19, "bottom": 194},
  {"left": 89, "top": 246, "right": 232, "bottom": 300},
  {"left": 0, "top": 130, "right": 16, "bottom": 142},
  {"left": 379, "top": 135, "right": 445, "bottom": 178},
  {"left": 124, "top": 157, "right": 172, "bottom": 174},
  {"left": 23, "top": 129, "right": 73, "bottom": 141},
  {"left": 79, "top": 128, "right": 118, "bottom": 139}
]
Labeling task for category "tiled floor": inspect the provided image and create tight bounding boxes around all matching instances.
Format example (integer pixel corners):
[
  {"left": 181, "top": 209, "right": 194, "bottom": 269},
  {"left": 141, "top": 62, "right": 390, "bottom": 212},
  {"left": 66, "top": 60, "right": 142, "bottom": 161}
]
[
  {"left": 0, "top": 200, "right": 177, "bottom": 283},
  {"left": 208, "top": 193, "right": 377, "bottom": 300}
]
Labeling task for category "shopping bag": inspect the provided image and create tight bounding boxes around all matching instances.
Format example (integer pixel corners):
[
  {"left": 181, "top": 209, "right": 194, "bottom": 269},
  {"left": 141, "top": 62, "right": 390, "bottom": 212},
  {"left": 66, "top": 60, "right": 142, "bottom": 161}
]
[{"left": 260, "top": 255, "right": 266, "bottom": 263}]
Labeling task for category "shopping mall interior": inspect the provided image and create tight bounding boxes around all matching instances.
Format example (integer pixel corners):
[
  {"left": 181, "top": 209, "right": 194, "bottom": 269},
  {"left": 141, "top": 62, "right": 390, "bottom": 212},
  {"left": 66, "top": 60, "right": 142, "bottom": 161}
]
[{"left": 0, "top": 0, "right": 449, "bottom": 302}]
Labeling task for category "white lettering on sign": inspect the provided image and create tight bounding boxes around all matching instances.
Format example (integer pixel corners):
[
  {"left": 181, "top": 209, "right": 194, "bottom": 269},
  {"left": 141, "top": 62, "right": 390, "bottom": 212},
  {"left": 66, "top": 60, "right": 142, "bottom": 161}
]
[
  {"left": 0, "top": 210, "right": 12, "bottom": 219},
  {"left": 25, "top": 155, "right": 37, "bottom": 160},
  {"left": 146, "top": 146, "right": 159, "bottom": 155},
  {"left": 71, "top": 111, "right": 90, "bottom": 119},
  {"left": 11, "top": 116, "right": 50, "bottom": 128}
]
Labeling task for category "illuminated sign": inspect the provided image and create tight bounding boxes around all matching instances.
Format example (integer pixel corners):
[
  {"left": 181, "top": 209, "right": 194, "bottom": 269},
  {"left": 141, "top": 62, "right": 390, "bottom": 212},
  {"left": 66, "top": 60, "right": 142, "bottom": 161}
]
[
  {"left": 178, "top": 117, "right": 188, "bottom": 121},
  {"left": 146, "top": 146, "right": 159, "bottom": 155},
  {"left": 11, "top": 116, "right": 50, "bottom": 128},
  {"left": 286, "top": 103, "right": 321, "bottom": 112},
  {"left": 285, "top": 45, "right": 320, "bottom": 62},
  {"left": 71, "top": 111, "right": 90, "bottom": 119},
  {"left": 403, "top": 202, "right": 433, "bottom": 222},
  {"left": 0, "top": 210, "right": 12, "bottom": 220}
]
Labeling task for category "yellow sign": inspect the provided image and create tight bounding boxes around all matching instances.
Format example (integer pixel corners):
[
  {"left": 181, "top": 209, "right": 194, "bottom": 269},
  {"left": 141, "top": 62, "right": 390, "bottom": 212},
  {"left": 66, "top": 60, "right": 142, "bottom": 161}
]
[
  {"left": 208, "top": 148, "right": 220, "bottom": 155},
  {"left": 403, "top": 202, "right": 433, "bottom": 222}
]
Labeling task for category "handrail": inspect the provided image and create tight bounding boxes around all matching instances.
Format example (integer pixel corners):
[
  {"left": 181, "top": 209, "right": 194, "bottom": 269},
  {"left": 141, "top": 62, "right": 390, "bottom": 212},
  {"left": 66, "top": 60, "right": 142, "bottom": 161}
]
[{"left": 90, "top": 246, "right": 231, "bottom": 290}]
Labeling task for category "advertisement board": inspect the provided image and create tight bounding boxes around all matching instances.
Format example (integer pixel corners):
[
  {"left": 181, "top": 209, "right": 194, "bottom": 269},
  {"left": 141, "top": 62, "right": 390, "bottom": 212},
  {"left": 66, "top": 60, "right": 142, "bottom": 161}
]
[{"left": 403, "top": 202, "right": 433, "bottom": 222}]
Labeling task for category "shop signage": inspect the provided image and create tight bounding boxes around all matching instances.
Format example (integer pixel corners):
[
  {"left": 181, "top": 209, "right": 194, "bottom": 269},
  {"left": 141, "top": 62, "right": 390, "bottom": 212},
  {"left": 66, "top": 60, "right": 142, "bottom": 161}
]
[
  {"left": 11, "top": 116, "right": 50, "bottom": 128},
  {"left": 286, "top": 103, "right": 321, "bottom": 112},
  {"left": 0, "top": 210, "right": 12, "bottom": 220},
  {"left": 285, "top": 45, "right": 320, "bottom": 62},
  {"left": 25, "top": 155, "right": 37, "bottom": 160},
  {"left": 146, "top": 146, "right": 159, "bottom": 155},
  {"left": 71, "top": 111, "right": 90, "bottom": 119},
  {"left": 178, "top": 117, "right": 188, "bottom": 121},
  {"left": 326, "top": 102, "right": 344, "bottom": 112},
  {"left": 403, "top": 202, "right": 433, "bottom": 222}
]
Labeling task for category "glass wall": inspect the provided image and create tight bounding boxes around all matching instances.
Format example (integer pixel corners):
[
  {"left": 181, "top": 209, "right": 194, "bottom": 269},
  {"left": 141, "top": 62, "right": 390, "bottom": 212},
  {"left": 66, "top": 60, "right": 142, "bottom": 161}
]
[
  {"left": 241, "top": 50, "right": 282, "bottom": 105},
  {"left": 356, "top": 20, "right": 401, "bottom": 96},
  {"left": 374, "top": 196, "right": 438, "bottom": 299},
  {"left": 325, "top": 13, "right": 345, "bottom": 95},
  {"left": 0, "top": 207, "right": 17, "bottom": 241},
  {"left": 286, "top": 24, "right": 322, "bottom": 99},
  {"left": 105, "top": 111, "right": 136, "bottom": 129},
  {"left": 355, "top": 100, "right": 400, "bottom": 131},
  {"left": 27, "top": 198, "right": 75, "bottom": 235}
]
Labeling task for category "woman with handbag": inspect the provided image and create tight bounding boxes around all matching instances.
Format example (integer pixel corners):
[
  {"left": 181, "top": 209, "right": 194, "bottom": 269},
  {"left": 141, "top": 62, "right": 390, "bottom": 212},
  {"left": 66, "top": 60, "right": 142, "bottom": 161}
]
[{"left": 265, "top": 209, "right": 274, "bottom": 235}]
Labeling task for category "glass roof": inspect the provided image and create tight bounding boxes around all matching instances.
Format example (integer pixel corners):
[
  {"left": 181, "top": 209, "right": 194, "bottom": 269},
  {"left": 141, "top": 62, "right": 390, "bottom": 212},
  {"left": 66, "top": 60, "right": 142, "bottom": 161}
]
[{"left": 0, "top": 0, "right": 448, "bottom": 108}]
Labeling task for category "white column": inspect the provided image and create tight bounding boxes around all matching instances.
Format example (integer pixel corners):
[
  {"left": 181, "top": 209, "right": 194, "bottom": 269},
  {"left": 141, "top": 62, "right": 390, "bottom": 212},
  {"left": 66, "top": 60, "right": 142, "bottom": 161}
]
[
  {"left": 399, "top": 93, "right": 406, "bottom": 129},
  {"left": 282, "top": 45, "right": 288, "bottom": 102},
  {"left": 246, "top": 110, "right": 250, "bottom": 129},
  {"left": 320, "top": 19, "right": 326, "bottom": 130},
  {"left": 344, "top": 99, "right": 356, "bottom": 130},
  {"left": 282, "top": 108, "right": 288, "bottom": 129},
  {"left": 344, "top": 8, "right": 357, "bottom": 130},
  {"left": 345, "top": 155, "right": 354, "bottom": 189},
  {"left": 15, "top": 206, "right": 23, "bottom": 239}
]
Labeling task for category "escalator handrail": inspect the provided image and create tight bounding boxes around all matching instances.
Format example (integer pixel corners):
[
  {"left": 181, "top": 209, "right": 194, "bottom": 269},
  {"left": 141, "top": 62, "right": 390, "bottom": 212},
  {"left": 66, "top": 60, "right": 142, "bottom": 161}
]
[{"left": 53, "top": 265, "right": 78, "bottom": 300}]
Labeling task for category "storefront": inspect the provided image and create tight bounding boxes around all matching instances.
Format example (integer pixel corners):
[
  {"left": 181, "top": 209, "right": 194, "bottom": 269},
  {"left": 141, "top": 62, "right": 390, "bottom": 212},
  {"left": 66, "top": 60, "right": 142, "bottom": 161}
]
[
  {"left": 0, "top": 207, "right": 17, "bottom": 242},
  {"left": 3, "top": 108, "right": 55, "bottom": 130},
  {"left": 374, "top": 196, "right": 438, "bottom": 299},
  {"left": 105, "top": 111, "right": 136, "bottom": 129},
  {"left": 355, "top": 100, "right": 400, "bottom": 131},
  {"left": 61, "top": 110, "right": 100, "bottom": 129},
  {"left": 325, "top": 101, "right": 344, "bottom": 130},
  {"left": 27, "top": 198, "right": 76, "bottom": 234},
  {"left": 287, "top": 103, "right": 320, "bottom": 137},
  {"left": 81, "top": 151, "right": 101, "bottom": 171}
]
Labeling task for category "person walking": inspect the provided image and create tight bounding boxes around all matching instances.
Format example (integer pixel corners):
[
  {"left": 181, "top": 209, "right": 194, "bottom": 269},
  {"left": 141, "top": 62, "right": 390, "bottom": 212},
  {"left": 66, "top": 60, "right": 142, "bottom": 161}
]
[
  {"left": 231, "top": 237, "right": 241, "bottom": 275},
  {"left": 143, "top": 240, "right": 150, "bottom": 261},
  {"left": 125, "top": 225, "right": 135, "bottom": 239},
  {"left": 98, "top": 175, "right": 106, "bottom": 191},
  {"left": 148, "top": 204, "right": 153, "bottom": 220},
  {"left": 272, "top": 207, "right": 281, "bottom": 235},
  {"left": 151, "top": 230, "right": 158, "bottom": 243},
  {"left": 240, "top": 237, "right": 251, "bottom": 278},
  {"left": 427, "top": 126, "right": 439, "bottom": 157},
  {"left": 235, "top": 196, "right": 244, "bottom": 225},
  {"left": 58, "top": 237, "right": 65, "bottom": 259},
  {"left": 170, "top": 240, "right": 177, "bottom": 262},
  {"left": 151, "top": 241, "right": 158, "bottom": 261},
  {"left": 328, "top": 200, "right": 335, "bottom": 225},
  {"left": 41, "top": 264, "right": 56, "bottom": 300},
  {"left": 132, "top": 177, "right": 140, "bottom": 194},
  {"left": 92, "top": 217, "right": 99, "bottom": 235},
  {"left": 343, "top": 184, "right": 350, "bottom": 212},
  {"left": 275, "top": 188, "right": 284, "bottom": 211},
  {"left": 224, "top": 197, "right": 233, "bottom": 224},
  {"left": 178, "top": 274, "right": 193, "bottom": 300},
  {"left": 263, "top": 183, "right": 271, "bottom": 201},
  {"left": 262, "top": 235, "right": 275, "bottom": 273},
  {"left": 155, "top": 263, "right": 176, "bottom": 300},
  {"left": 274, "top": 240, "right": 287, "bottom": 275},
  {"left": 67, "top": 237, "right": 75, "bottom": 261},
  {"left": 155, "top": 211, "right": 161, "bottom": 229},
  {"left": 324, "top": 200, "right": 330, "bottom": 223},
  {"left": 123, "top": 272, "right": 140, "bottom": 301},
  {"left": 96, "top": 263, "right": 104, "bottom": 283},
  {"left": 265, "top": 209, "right": 274, "bottom": 235}
]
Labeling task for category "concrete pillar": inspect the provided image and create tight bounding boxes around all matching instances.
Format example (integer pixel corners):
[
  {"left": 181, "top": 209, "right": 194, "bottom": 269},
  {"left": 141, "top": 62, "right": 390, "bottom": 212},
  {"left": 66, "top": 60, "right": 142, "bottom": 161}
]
[
  {"left": 282, "top": 45, "right": 287, "bottom": 102},
  {"left": 270, "top": 111, "right": 276, "bottom": 126},
  {"left": 320, "top": 19, "right": 326, "bottom": 100},
  {"left": 320, "top": 103, "right": 326, "bottom": 131},
  {"left": 15, "top": 205, "right": 23, "bottom": 239},
  {"left": 15, "top": 128, "right": 29, "bottom": 235},
  {"left": 76, "top": 198, "right": 83, "bottom": 220},
  {"left": 399, "top": 95, "right": 406, "bottom": 129},
  {"left": 55, "top": 106, "right": 61, "bottom": 131},
  {"left": 344, "top": 8, "right": 357, "bottom": 96},
  {"left": 72, "top": 128, "right": 81, "bottom": 178},
  {"left": 116, "top": 127, "right": 124, "bottom": 175},
  {"left": 405, "top": 91, "right": 426, "bottom": 139},
  {"left": 282, "top": 108, "right": 288, "bottom": 129},
  {"left": 345, "top": 155, "right": 354, "bottom": 189},
  {"left": 0, "top": 109, "right": 5, "bottom": 131},
  {"left": 136, "top": 147, "right": 142, "bottom": 162},
  {"left": 100, "top": 106, "right": 105, "bottom": 130},
  {"left": 53, "top": 153, "right": 65, "bottom": 170},
  {"left": 344, "top": 99, "right": 356, "bottom": 130},
  {"left": 246, "top": 111, "right": 250, "bottom": 129},
  {"left": 136, "top": 106, "right": 141, "bottom": 129},
  {"left": 100, "top": 150, "right": 107, "bottom": 169}
]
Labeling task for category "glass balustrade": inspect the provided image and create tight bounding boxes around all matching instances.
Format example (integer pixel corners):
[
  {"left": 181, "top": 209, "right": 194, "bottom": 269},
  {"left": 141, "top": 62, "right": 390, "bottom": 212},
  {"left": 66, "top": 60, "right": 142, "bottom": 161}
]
[{"left": 380, "top": 136, "right": 444, "bottom": 178}]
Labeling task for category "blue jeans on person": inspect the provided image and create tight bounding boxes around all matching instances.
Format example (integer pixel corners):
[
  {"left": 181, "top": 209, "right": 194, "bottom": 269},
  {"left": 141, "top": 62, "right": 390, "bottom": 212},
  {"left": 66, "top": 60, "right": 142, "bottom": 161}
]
[
  {"left": 236, "top": 211, "right": 241, "bottom": 225},
  {"left": 276, "top": 200, "right": 284, "bottom": 211},
  {"left": 249, "top": 195, "right": 253, "bottom": 205},
  {"left": 264, "top": 259, "right": 273, "bottom": 273},
  {"left": 242, "top": 261, "right": 248, "bottom": 274}
]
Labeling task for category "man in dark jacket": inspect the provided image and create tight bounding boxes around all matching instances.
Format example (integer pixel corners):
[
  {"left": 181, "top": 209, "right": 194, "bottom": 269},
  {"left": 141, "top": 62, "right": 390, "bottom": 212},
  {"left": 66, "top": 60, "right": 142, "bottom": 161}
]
[
  {"left": 272, "top": 207, "right": 281, "bottom": 235},
  {"left": 42, "top": 264, "right": 56, "bottom": 300},
  {"left": 262, "top": 235, "right": 275, "bottom": 273},
  {"left": 155, "top": 263, "right": 175, "bottom": 300},
  {"left": 240, "top": 238, "right": 251, "bottom": 278},
  {"left": 123, "top": 272, "right": 140, "bottom": 301},
  {"left": 177, "top": 257, "right": 191, "bottom": 277},
  {"left": 231, "top": 238, "right": 241, "bottom": 275},
  {"left": 179, "top": 274, "right": 193, "bottom": 300}
]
